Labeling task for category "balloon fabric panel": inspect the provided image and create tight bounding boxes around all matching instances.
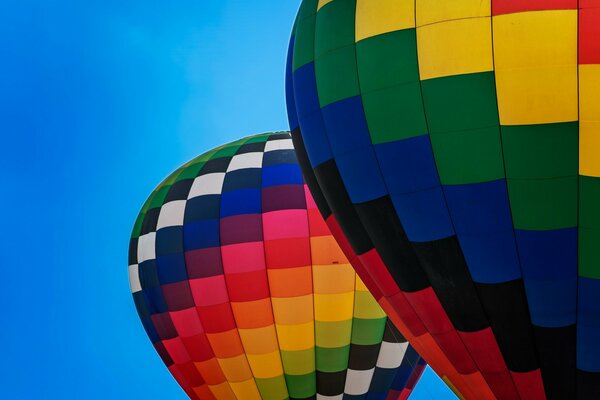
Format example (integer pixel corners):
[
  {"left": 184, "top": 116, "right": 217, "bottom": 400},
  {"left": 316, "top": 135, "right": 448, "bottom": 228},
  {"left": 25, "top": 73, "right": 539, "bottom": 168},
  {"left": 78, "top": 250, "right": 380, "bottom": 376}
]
[
  {"left": 286, "top": 1, "right": 600, "bottom": 399},
  {"left": 129, "top": 132, "right": 424, "bottom": 399}
]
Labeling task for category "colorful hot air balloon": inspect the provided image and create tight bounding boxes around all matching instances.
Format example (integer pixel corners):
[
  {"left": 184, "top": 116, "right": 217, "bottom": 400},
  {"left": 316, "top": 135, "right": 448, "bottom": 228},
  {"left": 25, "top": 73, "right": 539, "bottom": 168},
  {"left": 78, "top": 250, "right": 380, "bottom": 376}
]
[
  {"left": 286, "top": 1, "right": 600, "bottom": 399},
  {"left": 128, "top": 132, "right": 425, "bottom": 400}
]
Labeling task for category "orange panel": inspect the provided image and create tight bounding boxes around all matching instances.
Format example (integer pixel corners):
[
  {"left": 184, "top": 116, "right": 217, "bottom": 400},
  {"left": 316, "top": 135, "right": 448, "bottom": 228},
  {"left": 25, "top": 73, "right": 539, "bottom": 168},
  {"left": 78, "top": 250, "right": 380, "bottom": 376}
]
[
  {"left": 230, "top": 298, "right": 274, "bottom": 329},
  {"left": 195, "top": 358, "right": 227, "bottom": 385},
  {"left": 267, "top": 266, "right": 313, "bottom": 297},
  {"left": 206, "top": 330, "right": 245, "bottom": 358}
]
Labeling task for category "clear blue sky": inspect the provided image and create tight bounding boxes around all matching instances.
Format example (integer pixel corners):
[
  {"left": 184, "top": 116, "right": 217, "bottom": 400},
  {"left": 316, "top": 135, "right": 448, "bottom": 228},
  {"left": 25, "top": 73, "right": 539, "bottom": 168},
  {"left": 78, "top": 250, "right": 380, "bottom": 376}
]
[{"left": 0, "top": 1, "right": 455, "bottom": 398}]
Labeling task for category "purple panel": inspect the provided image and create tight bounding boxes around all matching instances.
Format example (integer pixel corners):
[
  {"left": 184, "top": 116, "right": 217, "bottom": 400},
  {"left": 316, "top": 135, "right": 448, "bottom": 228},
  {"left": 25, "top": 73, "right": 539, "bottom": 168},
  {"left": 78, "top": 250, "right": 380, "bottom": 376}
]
[
  {"left": 185, "top": 247, "right": 223, "bottom": 279},
  {"left": 220, "top": 214, "right": 263, "bottom": 245},
  {"left": 262, "top": 184, "right": 306, "bottom": 212}
]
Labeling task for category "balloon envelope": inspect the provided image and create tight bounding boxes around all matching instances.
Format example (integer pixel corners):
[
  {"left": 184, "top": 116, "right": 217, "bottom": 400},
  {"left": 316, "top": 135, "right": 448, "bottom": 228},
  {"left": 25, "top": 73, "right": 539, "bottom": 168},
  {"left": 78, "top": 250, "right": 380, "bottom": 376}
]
[
  {"left": 286, "top": 1, "right": 600, "bottom": 399},
  {"left": 129, "top": 132, "right": 425, "bottom": 399}
]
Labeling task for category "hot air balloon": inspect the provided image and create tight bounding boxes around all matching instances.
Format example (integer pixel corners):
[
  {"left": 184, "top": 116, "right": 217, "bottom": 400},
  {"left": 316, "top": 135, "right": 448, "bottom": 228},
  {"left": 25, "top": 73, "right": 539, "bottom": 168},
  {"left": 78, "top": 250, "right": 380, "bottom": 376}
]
[
  {"left": 286, "top": 1, "right": 600, "bottom": 399},
  {"left": 128, "top": 132, "right": 425, "bottom": 400}
]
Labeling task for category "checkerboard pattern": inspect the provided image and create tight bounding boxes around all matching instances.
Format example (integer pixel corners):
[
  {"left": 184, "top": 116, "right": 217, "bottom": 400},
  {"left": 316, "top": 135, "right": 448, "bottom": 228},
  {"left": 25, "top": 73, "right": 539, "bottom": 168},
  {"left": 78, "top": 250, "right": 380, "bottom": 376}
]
[
  {"left": 286, "top": 1, "right": 600, "bottom": 399},
  {"left": 129, "top": 132, "right": 424, "bottom": 400}
]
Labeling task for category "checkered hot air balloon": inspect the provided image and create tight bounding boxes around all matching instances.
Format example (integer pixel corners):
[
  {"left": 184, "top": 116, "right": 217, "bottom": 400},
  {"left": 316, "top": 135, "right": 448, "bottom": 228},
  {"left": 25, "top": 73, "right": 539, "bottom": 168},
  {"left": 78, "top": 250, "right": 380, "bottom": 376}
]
[
  {"left": 128, "top": 132, "right": 425, "bottom": 400},
  {"left": 285, "top": 1, "right": 600, "bottom": 399}
]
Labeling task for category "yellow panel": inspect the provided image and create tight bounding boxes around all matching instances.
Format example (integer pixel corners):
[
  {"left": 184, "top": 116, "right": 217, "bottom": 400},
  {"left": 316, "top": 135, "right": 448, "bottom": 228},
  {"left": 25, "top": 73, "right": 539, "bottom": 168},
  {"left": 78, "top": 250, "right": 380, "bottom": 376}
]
[
  {"left": 353, "top": 291, "right": 386, "bottom": 319},
  {"left": 355, "top": 275, "right": 368, "bottom": 292},
  {"left": 276, "top": 321, "right": 315, "bottom": 351},
  {"left": 272, "top": 295, "right": 314, "bottom": 325},
  {"left": 310, "top": 235, "right": 349, "bottom": 265},
  {"left": 207, "top": 382, "right": 237, "bottom": 400},
  {"left": 493, "top": 10, "right": 578, "bottom": 125},
  {"left": 313, "top": 264, "right": 355, "bottom": 294},
  {"left": 355, "top": 0, "right": 415, "bottom": 42},
  {"left": 238, "top": 326, "right": 280, "bottom": 355},
  {"left": 318, "top": 0, "right": 335, "bottom": 11},
  {"left": 416, "top": 0, "right": 490, "bottom": 27},
  {"left": 229, "top": 379, "right": 262, "bottom": 400},
  {"left": 314, "top": 292, "right": 355, "bottom": 321},
  {"left": 217, "top": 354, "right": 254, "bottom": 383},
  {"left": 580, "top": 65, "right": 600, "bottom": 176},
  {"left": 417, "top": 16, "right": 492, "bottom": 80},
  {"left": 247, "top": 351, "right": 285, "bottom": 379}
]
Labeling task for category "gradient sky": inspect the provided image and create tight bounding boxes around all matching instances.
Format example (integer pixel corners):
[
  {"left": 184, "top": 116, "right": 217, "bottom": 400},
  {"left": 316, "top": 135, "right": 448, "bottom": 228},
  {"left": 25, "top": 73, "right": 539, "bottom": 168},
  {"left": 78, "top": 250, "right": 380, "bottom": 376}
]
[{"left": 0, "top": 1, "right": 455, "bottom": 398}]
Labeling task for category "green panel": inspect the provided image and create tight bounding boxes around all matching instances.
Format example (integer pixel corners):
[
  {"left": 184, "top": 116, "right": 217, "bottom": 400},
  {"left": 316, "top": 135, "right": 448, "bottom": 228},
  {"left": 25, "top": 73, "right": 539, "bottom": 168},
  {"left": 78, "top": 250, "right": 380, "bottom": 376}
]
[
  {"left": 315, "top": 345, "right": 351, "bottom": 372},
  {"left": 284, "top": 372, "right": 316, "bottom": 399},
  {"left": 507, "top": 177, "right": 577, "bottom": 230},
  {"left": 131, "top": 212, "right": 145, "bottom": 239},
  {"left": 298, "top": 0, "right": 318, "bottom": 21},
  {"left": 148, "top": 186, "right": 171, "bottom": 209},
  {"left": 421, "top": 72, "right": 499, "bottom": 134},
  {"left": 501, "top": 122, "right": 578, "bottom": 179},
  {"left": 314, "top": 0, "right": 356, "bottom": 57},
  {"left": 255, "top": 376, "right": 289, "bottom": 400},
  {"left": 280, "top": 349, "right": 315, "bottom": 375},
  {"left": 362, "top": 82, "right": 427, "bottom": 144},
  {"left": 579, "top": 228, "right": 600, "bottom": 279},
  {"left": 245, "top": 133, "right": 271, "bottom": 144},
  {"left": 580, "top": 176, "right": 600, "bottom": 229},
  {"left": 293, "top": 13, "right": 316, "bottom": 71},
  {"left": 351, "top": 318, "right": 386, "bottom": 345},
  {"left": 211, "top": 144, "right": 241, "bottom": 159},
  {"left": 175, "top": 161, "right": 205, "bottom": 181},
  {"left": 353, "top": 291, "right": 386, "bottom": 319},
  {"left": 315, "top": 320, "right": 353, "bottom": 347},
  {"left": 315, "top": 45, "right": 360, "bottom": 107},
  {"left": 356, "top": 29, "right": 419, "bottom": 93},
  {"left": 162, "top": 167, "right": 185, "bottom": 186},
  {"left": 431, "top": 126, "right": 504, "bottom": 185}
]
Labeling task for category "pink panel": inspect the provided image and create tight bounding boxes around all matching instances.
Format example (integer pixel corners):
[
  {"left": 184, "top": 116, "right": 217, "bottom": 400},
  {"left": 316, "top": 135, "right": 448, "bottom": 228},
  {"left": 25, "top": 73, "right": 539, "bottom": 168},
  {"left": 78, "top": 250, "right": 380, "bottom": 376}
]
[
  {"left": 221, "top": 241, "right": 266, "bottom": 273},
  {"left": 189, "top": 275, "right": 229, "bottom": 306},
  {"left": 262, "top": 209, "right": 309, "bottom": 240}
]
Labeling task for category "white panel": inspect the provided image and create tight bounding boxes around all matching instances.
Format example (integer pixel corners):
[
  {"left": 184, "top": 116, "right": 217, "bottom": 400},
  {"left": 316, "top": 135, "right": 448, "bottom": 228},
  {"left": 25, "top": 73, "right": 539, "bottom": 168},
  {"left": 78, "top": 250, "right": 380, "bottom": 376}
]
[
  {"left": 188, "top": 172, "right": 225, "bottom": 199},
  {"left": 226, "top": 152, "right": 263, "bottom": 172},
  {"left": 344, "top": 368, "right": 375, "bottom": 395},
  {"left": 128, "top": 264, "right": 142, "bottom": 293},
  {"left": 317, "top": 395, "right": 343, "bottom": 400},
  {"left": 376, "top": 341, "right": 408, "bottom": 369},
  {"left": 156, "top": 200, "right": 186, "bottom": 229},
  {"left": 265, "top": 138, "right": 294, "bottom": 152},
  {"left": 137, "top": 232, "right": 156, "bottom": 263}
]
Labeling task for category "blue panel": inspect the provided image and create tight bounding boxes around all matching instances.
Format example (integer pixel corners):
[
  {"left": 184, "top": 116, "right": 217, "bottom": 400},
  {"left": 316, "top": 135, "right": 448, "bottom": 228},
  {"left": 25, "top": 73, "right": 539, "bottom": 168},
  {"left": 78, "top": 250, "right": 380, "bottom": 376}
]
[
  {"left": 343, "top": 394, "right": 366, "bottom": 400},
  {"left": 138, "top": 260, "right": 160, "bottom": 288},
  {"left": 299, "top": 110, "right": 332, "bottom": 167},
  {"left": 374, "top": 135, "right": 439, "bottom": 194},
  {"left": 133, "top": 291, "right": 150, "bottom": 318},
  {"left": 155, "top": 226, "right": 183, "bottom": 257},
  {"left": 183, "top": 220, "right": 220, "bottom": 250},
  {"left": 368, "top": 367, "right": 398, "bottom": 394},
  {"left": 458, "top": 232, "right": 521, "bottom": 283},
  {"left": 443, "top": 179, "right": 514, "bottom": 234},
  {"left": 293, "top": 62, "right": 321, "bottom": 118},
  {"left": 219, "top": 188, "right": 262, "bottom": 217},
  {"left": 391, "top": 187, "right": 454, "bottom": 242},
  {"left": 285, "top": 36, "right": 299, "bottom": 130},
  {"left": 222, "top": 169, "right": 262, "bottom": 192},
  {"left": 321, "top": 96, "right": 372, "bottom": 156},
  {"left": 365, "top": 393, "right": 387, "bottom": 400},
  {"left": 262, "top": 164, "right": 303, "bottom": 187},
  {"left": 516, "top": 228, "right": 577, "bottom": 327},
  {"left": 156, "top": 253, "right": 188, "bottom": 285},
  {"left": 143, "top": 287, "right": 167, "bottom": 314},
  {"left": 262, "top": 149, "right": 298, "bottom": 167},
  {"left": 577, "top": 277, "right": 600, "bottom": 372},
  {"left": 141, "top": 316, "right": 160, "bottom": 343},
  {"left": 184, "top": 195, "right": 220, "bottom": 221},
  {"left": 335, "top": 147, "right": 388, "bottom": 204}
]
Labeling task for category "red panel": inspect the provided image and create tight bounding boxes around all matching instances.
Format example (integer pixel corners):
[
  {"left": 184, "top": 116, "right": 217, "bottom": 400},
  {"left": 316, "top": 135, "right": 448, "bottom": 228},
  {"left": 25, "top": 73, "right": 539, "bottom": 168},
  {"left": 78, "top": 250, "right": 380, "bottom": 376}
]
[
  {"left": 181, "top": 333, "right": 214, "bottom": 362},
  {"left": 168, "top": 364, "right": 190, "bottom": 391},
  {"left": 170, "top": 307, "right": 204, "bottom": 337},
  {"left": 264, "top": 237, "right": 311, "bottom": 268},
  {"left": 479, "top": 370, "right": 519, "bottom": 400},
  {"left": 221, "top": 241, "right": 266, "bottom": 273},
  {"left": 191, "top": 385, "right": 215, "bottom": 400},
  {"left": 358, "top": 249, "right": 401, "bottom": 296},
  {"left": 386, "top": 390, "right": 401, "bottom": 400},
  {"left": 493, "top": 0, "right": 576, "bottom": 16},
  {"left": 196, "top": 303, "right": 236, "bottom": 333},
  {"left": 403, "top": 288, "right": 454, "bottom": 334},
  {"left": 151, "top": 312, "right": 178, "bottom": 340},
  {"left": 459, "top": 328, "right": 507, "bottom": 373},
  {"left": 177, "top": 361, "right": 205, "bottom": 387},
  {"left": 579, "top": 6, "right": 600, "bottom": 64},
  {"left": 163, "top": 337, "right": 192, "bottom": 364},
  {"left": 308, "top": 208, "right": 331, "bottom": 236},
  {"left": 154, "top": 341, "right": 174, "bottom": 365},
  {"left": 189, "top": 275, "right": 229, "bottom": 306},
  {"left": 511, "top": 369, "right": 547, "bottom": 400},
  {"left": 225, "top": 270, "right": 270, "bottom": 302},
  {"left": 387, "top": 291, "right": 427, "bottom": 337},
  {"left": 434, "top": 330, "right": 477, "bottom": 374}
]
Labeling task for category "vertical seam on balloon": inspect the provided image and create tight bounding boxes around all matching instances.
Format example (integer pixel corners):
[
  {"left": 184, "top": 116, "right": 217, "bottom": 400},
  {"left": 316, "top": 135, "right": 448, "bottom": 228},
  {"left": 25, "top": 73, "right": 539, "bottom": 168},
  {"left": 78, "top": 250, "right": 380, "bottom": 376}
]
[
  {"left": 488, "top": 4, "right": 546, "bottom": 393},
  {"left": 409, "top": 2, "right": 521, "bottom": 398},
  {"left": 575, "top": 2, "right": 581, "bottom": 398}
]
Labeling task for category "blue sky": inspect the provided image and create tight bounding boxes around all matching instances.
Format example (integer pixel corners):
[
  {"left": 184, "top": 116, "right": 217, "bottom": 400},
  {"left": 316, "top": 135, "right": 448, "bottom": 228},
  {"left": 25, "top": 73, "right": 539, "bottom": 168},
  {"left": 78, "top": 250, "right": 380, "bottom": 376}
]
[{"left": 0, "top": 1, "right": 454, "bottom": 398}]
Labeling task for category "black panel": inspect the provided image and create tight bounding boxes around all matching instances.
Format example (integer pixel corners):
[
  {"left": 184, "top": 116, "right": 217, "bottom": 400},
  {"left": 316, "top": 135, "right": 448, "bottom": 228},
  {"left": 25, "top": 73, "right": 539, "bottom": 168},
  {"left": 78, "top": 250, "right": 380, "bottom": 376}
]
[
  {"left": 129, "top": 237, "right": 138, "bottom": 265},
  {"left": 533, "top": 325, "right": 576, "bottom": 400},
  {"left": 412, "top": 237, "right": 488, "bottom": 332},
  {"left": 141, "top": 207, "right": 160, "bottom": 235},
  {"left": 237, "top": 141, "right": 266, "bottom": 154},
  {"left": 475, "top": 280, "right": 539, "bottom": 372},
  {"left": 199, "top": 156, "right": 231, "bottom": 174},
  {"left": 268, "top": 132, "right": 291, "bottom": 141},
  {"left": 348, "top": 344, "right": 381, "bottom": 370},
  {"left": 354, "top": 197, "right": 430, "bottom": 293},
  {"left": 164, "top": 179, "right": 193, "bottom": 202},
  {"left": 577, "top": 369, "right": 600, "bottom": 400},
  {"left": 222, "top": 169, "right": 262, "bottom": 191},
  {"left": 383, "top": 320, "right": 406, "bottom": 343},
  {"left": 290, "top": 128, "right": 332, "bottom": 218},
  {"left": 290, "top": 396, "right": 316, "bottom": 400},
  {"left": 316, "top": 370, "right": 347, "bottom": 396},
  {"left": 314, "top": 159, "right": 374, "bottom": 255}
]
